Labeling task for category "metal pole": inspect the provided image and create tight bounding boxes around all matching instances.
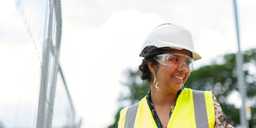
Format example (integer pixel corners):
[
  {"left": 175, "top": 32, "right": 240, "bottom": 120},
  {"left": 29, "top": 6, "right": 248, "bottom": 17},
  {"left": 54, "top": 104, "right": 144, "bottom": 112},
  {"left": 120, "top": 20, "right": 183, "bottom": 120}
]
[
  {"left": 59, "top": 66, "right": 77, "bottom": 126},
  {"left": 45, "top": 0, "right": 63, "bottom": 127},
  {"left": 36, "top": 0, "right": 53, "bottom": 127},
  {"left": 36, "top": 38, "right": 51, "bottom": 128},
  {"left": 232, "top": 0, "right": 248, "bottom": 127}
]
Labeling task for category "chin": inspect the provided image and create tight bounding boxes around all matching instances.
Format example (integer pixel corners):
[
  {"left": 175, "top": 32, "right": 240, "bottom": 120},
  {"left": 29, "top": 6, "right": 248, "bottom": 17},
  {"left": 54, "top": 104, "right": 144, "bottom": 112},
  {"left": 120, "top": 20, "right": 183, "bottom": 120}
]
[
  {"left": 175, "top": 84, "right": 184, "bottom": 91},
  {"left": 167, "top": 83, "right": 183, "bottom": 93}
]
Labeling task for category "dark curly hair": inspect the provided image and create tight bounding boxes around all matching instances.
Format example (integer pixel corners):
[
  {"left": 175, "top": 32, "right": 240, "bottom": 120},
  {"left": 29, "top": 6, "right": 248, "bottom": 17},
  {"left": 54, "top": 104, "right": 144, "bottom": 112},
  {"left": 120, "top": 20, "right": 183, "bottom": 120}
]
[
  {"left": 138, "top": 46, "right": 170, "bottom": 81},
  {"left": 138, "top": 57, "right": 158, "bottom": 81}
]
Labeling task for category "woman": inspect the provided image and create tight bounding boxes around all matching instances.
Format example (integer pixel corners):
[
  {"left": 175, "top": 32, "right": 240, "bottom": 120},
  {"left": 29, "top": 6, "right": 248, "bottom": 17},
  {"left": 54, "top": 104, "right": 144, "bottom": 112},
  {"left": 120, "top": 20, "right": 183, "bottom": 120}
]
[{"left": 118, "top": 23, "right": 233, "bottom": 128}]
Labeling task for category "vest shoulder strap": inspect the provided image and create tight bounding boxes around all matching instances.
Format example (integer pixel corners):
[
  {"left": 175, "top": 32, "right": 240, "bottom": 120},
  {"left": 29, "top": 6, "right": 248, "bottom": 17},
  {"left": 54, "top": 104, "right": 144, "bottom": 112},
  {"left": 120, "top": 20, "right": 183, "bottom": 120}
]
[
  {"left": 192, "top": 90, "right": 210, "bottom": 128},
  {"left": 124, "top": 103, "right": 139, "bottom": 128}
]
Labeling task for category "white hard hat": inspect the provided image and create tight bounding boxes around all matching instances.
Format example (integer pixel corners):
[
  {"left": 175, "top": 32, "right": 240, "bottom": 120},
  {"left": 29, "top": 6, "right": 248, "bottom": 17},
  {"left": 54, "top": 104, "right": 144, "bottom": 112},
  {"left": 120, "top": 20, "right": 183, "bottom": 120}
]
[{"left": 140, "top": 23, "right": 201, "bottom": 60}]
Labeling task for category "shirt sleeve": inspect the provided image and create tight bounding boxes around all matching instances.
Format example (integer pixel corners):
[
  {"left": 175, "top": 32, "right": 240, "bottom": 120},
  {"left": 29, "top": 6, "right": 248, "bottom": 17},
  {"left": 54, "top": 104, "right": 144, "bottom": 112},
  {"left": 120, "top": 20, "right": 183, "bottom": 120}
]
[{"left": 213, "top": 95, "right": 234, "bottom": 128}]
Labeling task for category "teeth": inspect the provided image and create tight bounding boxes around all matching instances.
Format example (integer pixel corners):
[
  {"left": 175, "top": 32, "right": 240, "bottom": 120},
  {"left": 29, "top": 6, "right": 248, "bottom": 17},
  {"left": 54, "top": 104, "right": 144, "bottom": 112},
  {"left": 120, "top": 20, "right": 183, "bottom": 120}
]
[{"left": 175, "top": 76, "right": 183, "bottom": 80}]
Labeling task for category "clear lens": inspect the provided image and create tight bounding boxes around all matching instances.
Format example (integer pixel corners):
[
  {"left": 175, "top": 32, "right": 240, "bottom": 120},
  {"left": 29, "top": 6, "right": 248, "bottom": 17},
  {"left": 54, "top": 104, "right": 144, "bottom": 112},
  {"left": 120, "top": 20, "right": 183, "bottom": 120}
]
[{"left": 155, "top": 53, "right": 193, "bottom": 68}]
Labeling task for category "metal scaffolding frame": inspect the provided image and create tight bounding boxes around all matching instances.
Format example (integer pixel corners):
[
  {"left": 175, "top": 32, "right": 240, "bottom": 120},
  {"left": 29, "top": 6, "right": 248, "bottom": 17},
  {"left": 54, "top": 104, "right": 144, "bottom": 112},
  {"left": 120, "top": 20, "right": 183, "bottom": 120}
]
[
  {"left": 36, "top": 0, "right": 53, "bottom": 126},
  {"left": 36, "top": 0, "right": 80, "bottom": 127}
]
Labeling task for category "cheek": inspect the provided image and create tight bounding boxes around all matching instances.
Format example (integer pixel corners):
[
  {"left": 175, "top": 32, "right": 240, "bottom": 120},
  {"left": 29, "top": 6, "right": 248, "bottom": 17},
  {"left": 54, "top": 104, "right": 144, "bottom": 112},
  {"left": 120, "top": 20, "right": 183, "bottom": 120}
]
[
  {"left": 183, "top": 70, "right": 191, "bottom": 82},
  {"left": 157, "top": 67, "right": 175, "bottom": 81},
  {"left": 156, "top": 68, "right": 168, "bottom": 81},
  {"left": 164, "top": 65, "right": 179, "bottom": 76}
]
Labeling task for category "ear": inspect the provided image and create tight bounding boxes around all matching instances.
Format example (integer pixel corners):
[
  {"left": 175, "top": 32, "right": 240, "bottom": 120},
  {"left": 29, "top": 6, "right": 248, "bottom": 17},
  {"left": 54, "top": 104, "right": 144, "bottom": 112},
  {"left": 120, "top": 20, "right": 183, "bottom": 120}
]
[{"left": 147, "top": 62, "right": 158, "bottom": 80}]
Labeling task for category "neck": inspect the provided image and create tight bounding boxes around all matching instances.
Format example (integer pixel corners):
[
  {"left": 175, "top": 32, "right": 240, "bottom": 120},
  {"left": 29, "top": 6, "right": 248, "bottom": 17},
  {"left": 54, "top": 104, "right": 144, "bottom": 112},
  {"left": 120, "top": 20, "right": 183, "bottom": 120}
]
[{"left": 150, "top": 84, "right": 178, "bottom": 107}]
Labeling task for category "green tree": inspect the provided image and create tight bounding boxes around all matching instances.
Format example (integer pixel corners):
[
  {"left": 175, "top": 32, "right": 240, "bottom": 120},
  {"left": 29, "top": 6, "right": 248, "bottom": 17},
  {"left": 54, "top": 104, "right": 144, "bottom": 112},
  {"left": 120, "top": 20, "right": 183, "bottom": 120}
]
[{"left": 108, "top": 48, "right": 256, "bottom": 127}]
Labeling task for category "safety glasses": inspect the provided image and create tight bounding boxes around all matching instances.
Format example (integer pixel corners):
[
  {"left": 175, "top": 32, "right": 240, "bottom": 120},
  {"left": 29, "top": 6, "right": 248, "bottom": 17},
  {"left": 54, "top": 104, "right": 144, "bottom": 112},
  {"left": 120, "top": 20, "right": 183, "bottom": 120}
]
[{"left": 154, "top": 53, "right": 193, "bottom": 68}]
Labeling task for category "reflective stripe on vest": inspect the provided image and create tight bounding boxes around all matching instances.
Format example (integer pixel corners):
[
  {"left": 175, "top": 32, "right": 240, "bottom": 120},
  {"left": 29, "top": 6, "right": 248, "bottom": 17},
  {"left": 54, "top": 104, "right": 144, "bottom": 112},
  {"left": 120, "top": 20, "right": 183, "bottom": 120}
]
[
  {"left": 122, "top": 88, "right": 214, "bottom": 128},
  {"left": 124, "top": 103, "right": 138, "bottom": 128},
  {"left": 193, "top": 90, "right": 209, "bottom": 128}
]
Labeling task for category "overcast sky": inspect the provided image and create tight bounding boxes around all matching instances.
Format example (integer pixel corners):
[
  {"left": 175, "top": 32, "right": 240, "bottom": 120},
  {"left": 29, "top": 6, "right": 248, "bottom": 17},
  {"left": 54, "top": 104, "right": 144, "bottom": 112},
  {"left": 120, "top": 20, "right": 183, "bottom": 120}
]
[{"left": 0, "top": 0, "right": 256, "bottom": 127}]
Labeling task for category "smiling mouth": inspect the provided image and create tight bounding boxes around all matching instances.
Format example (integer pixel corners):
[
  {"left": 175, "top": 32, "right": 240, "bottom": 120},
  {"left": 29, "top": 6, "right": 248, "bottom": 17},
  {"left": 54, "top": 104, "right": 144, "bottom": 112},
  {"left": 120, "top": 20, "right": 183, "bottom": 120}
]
[
  {"left": 175, "top": 76, "right": 183, "bottom": 80},
  {"left": 174, "top": 76, "right": 184, "bottom": 83}
]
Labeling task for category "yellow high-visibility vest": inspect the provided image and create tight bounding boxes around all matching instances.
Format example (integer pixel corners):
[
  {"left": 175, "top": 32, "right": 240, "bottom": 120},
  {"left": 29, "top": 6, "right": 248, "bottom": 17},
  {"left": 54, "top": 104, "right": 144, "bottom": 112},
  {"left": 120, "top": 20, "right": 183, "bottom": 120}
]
[{"left": 118, "top": 88, "right": 215, "bottom": 128}]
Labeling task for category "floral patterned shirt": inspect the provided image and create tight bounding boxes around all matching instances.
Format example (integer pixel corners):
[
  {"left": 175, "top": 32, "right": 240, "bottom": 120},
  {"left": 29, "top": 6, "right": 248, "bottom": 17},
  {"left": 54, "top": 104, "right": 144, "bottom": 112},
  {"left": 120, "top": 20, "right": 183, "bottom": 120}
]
[{"left": 213, "top": 96, "right": 234, "bottom": 128}]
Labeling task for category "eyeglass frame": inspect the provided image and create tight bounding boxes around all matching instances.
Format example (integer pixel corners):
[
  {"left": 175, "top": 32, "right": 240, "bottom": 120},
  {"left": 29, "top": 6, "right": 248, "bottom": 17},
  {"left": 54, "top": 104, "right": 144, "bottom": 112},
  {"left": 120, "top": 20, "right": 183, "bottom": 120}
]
[{"left": 153, "top": 53, "right": 193, "bottom": 69}]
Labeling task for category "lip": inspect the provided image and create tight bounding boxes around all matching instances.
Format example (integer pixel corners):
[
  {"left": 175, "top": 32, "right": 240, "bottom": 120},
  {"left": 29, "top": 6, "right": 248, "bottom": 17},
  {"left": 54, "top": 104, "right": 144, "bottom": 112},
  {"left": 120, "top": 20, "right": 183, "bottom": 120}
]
[
  {"left": 173, "top": 76, "right": 184, "bottom": 83},
  {"left": 175, "top": 76, "right": 183, "bottom": 80}
]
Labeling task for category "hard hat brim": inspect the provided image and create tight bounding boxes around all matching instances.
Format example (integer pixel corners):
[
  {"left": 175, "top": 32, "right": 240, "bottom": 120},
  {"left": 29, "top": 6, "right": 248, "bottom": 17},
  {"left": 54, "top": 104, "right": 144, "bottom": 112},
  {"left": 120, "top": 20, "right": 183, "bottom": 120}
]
[
  {"left": 192, "top": 52, "right": 202, "bottom": 60},
  {"left": 140, "top": 43, "right": 202, "bottom": 61}
]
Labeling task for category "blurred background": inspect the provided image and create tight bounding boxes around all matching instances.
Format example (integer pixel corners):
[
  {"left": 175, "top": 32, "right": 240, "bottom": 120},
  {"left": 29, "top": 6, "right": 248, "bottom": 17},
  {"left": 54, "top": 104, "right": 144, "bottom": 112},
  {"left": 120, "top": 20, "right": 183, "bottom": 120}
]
[{"left": 0, "top": 0, "right": 255, "bottom": 127}]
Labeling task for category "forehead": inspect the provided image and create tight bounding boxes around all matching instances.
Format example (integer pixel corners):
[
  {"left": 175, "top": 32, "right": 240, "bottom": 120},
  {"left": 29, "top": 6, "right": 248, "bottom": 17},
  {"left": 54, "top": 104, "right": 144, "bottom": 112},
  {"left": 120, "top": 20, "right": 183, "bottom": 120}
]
[{"left": 157, "top": 47, "right": 192, "bottom": 57}]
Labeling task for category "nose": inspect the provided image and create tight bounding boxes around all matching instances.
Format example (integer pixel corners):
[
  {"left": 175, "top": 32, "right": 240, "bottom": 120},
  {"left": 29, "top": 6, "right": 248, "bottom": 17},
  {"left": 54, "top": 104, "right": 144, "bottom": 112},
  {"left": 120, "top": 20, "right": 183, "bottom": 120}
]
[{"left": 177, "top": 62, "right": 190, "bottom": 72}]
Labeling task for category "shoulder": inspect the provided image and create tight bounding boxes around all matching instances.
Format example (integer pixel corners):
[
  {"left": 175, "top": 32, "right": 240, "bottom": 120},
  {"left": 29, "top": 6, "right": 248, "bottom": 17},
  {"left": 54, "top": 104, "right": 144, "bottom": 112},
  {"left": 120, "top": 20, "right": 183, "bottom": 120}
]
[
  {"left": 211, "top": 94, "right": 235, "bottom": 128},
  {"left": 119, "top": 96, "right": 146, "bottom": 115},
  {"left": 118, "top": 98, "right": 145, "bottom": 127},
  {"left": 190, "top": 88, "right": 213, "bottom": 93},
  {"left": 185, "top": 88, "right": 214, "bottom": 96}
]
